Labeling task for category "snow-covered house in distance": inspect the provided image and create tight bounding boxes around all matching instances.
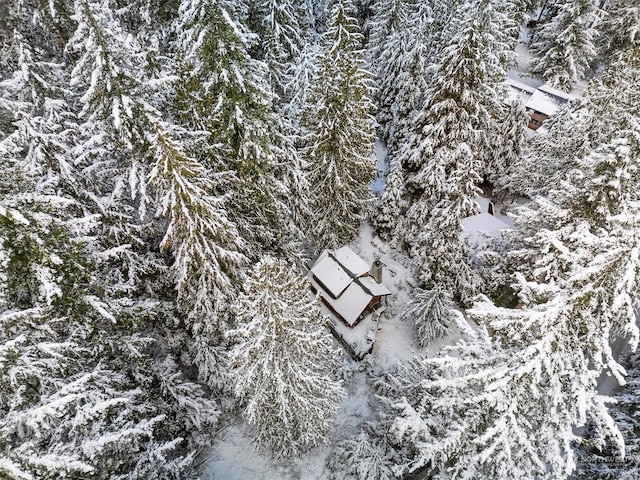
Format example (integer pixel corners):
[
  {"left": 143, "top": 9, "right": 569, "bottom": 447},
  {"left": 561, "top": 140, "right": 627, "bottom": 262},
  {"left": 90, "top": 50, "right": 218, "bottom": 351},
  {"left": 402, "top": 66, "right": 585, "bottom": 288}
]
[
  {"left": 309, "top": 246, "right": 391, "bottom": 327},
  {"left": 506, "top": 74, "right": 576, "bottom": 130},
  {"left": 462, "top": 197, "right": 512, "bottom": 248}
]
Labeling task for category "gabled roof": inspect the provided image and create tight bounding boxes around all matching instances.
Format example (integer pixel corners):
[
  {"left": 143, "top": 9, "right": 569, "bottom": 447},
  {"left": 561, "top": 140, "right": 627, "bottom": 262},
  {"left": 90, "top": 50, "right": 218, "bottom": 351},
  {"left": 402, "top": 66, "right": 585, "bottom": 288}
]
[
  {"left": 462, "top": 213, "right": 511, "bottom": 246},
  {"left": 505, "top": 71, "right": 576, "bottom": 117},
  {"left": 310, "top": 254, "right": 352, "bottom": 298},
  {"left": 360, "top": 276, "right": 392, "bottom": 297},
  {"left": 321, "top": 282, "right": 373, "bottom": 326},
  {"left": 525, "top": 90, "right": 567, "bottom": 117},
  {"left": 334, "top": 246, "right": 370, "bottom": 276},
  {"left": 309, "top": 246, "right": 391, "bottom": 327}
]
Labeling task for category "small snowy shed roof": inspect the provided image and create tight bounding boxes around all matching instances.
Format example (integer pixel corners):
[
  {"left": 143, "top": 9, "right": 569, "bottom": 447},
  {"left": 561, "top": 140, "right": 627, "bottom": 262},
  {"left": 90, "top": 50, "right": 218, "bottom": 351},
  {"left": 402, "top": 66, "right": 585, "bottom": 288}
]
[{"left": 462, "top": 213, "right": 511, "bottom": 246}]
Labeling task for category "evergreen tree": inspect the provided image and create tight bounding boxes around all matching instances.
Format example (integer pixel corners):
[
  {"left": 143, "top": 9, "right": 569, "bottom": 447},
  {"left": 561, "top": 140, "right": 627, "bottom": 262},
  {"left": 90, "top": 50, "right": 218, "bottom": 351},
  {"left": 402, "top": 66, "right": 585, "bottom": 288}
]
[
  {"left": 490, "top": 99, "right": 530, "bottom": 191},
  {"left": 0, "top": 4, "right": 224, "bottom": 478},
  {"left": 0, "top": 152, "right": 218, "bottom": 479},
  {"left": 397, "top": 0, "right": 514, "bottom": 299},
  {"left": 596, "top": 0, "right": 640, "bottom": 62},
  {"left": 377, "top": 289, "right": 624, "bottom": 479},
  {"left": 572, "top": 351, "right": 640, "bottom": 480},
  {"left": 302, "top": 0, "right": 376, "bottom": 249},
  {"left": 227, "top": 257, "right": 344, "bottom": 459},
  {"left": 367, "top": 0, "right": 411, "bottom": 75},
  {"left": 400, "top": 287, "right": 460, "bottom": 348},
  {"left": 529, "top": 0, "right": 599, "bottom": 91},
  {"left": 149, "top": 120, "right": 247, "bottom": 389},
  {"left": 372, "top": 155, "right": 405, "bottom": 242},
  {"left": 328, "top": 430, "right": 395, "bottom": 480},
  {"left": 0, "top": 213, "right": 220, "bottom": 478},
  {"left": 173, "top": 0, "right": 300, "bottom": 259},
  {"left": 246, "top": 0, "right": 309, "bottom": 100},
  {"left": 282, "top": 42, "right": 320, "bottom": 123},
  {"left": 376, "top": 36, "right": 640, "bottom": 480}
]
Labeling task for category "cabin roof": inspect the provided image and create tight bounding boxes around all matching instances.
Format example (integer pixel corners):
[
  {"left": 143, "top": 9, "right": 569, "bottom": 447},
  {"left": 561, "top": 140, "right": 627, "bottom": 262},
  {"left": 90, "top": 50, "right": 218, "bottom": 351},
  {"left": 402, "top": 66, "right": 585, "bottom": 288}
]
[{"left": 309, "top": 246, "right": 391, "bottom": 327}]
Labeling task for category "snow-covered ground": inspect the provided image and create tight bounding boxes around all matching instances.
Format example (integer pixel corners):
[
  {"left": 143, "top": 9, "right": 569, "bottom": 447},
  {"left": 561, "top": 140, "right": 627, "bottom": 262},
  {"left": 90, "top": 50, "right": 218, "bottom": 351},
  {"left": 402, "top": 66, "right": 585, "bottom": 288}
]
[{"left": 370, "top": 139, "right": 389, "bottom": 196}]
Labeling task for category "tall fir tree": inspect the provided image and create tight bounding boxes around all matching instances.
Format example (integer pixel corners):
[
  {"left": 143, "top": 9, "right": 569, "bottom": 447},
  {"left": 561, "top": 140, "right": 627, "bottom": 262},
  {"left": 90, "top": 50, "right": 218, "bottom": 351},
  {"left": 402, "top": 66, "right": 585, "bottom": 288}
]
[
  {"left": 173, "top": 0, "right": 301, "bottom": 260},
  {"left": 571, "top": 351, "right": 640, "bottom": 480},
  {"left": 245, "top": 0, "right": 310, "bottom": 102},
  {"left": 596, "top": 0, "right": 640, "bottom": 62},
  {"left": 302, "top": 0, "right": 376, "bottom": 250},
  {"left": 490, "top": 99, "right": 530, "bottom": 191},
  {"left": 149, "top": 121, "right": 247, "bottom": 389},
  {"left": 400, "top": 287, "right": 460, "bottom": 348},
  {"left": 529, "top": 0, "right": 599, "bottom": 91},
  {"left": 373, "top": 154, "right": 405, "bottom": 242},
  {"left": 396, "top": 0, "right": 514, "bottom": 299},
  {"left": 227, "top": 257, "right": 344, "bottom": 459}
]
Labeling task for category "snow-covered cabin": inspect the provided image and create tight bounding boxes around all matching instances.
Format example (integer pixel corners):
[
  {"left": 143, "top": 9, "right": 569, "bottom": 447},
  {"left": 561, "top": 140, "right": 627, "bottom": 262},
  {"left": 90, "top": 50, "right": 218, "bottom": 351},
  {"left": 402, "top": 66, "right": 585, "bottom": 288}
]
[
  {"left": 506, "top": 75, "right": 576, "bottom": 130},
  {"left": 308, "top": 246, "right": 391, "bottom": 328}
]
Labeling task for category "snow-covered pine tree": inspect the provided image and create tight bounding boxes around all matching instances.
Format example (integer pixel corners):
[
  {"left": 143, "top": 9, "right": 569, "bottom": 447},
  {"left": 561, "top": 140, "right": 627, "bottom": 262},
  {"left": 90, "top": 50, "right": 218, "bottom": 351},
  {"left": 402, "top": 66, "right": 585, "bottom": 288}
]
[
  {"left": 529, "top": 0, "right": 599, "bottom": 91},
  {"left": 69, "top": 0, "right": 148, "bottom": 149},
  {"left": 398, "top": 0, "right": 514, "bottom": 299},
  {"left": 571, "top": 350, "right": 640, "bottom": 480},
  {"left": 371, "top": 0, "right": 450, "bottom": 150},
  {"left": 400, "top": 287, "right": 460, "bottom": 348},
  {"left": 596, "top": 0, "right": 640, "bottom": 63},
  {"left": 372, "top": 154, "right": 405, "bottom": 242},
  {"left": 282, "top": 42, "right": 320, "bottom": 123},
  {"left": 376, "top": 286, "right": 627, "bottom": 479},
  {"left": 0, "top": 31, "right": 80, "bottom": 193},
  {"left": 367, "top": 0, "right": 411, "bottom": 76},
  {"left": 418, "top": 64, "right": 640, "bottom": 478},
  {"left": 327, "top": 430, "right": 395, "bottom": 480},
  {"left": 227, "top": 257, "right": 344, "bottom": 459},
  {"left": 302, "top": 0, "right": 376, "bottom": 250},
  {"left": 173, "top": 0, "right": 301, "bottom": 260},
  {"left": 0, "top": 166, "right": 219, "bottom": 479},
  {"left": 374, "top": 28, "right": 640, "bottom": 480},
  {"left": 246, "top": 0, "right": 310, "bottom": 101},
  {"left": 68, "top": 0, "right": 161, "bottom": 239},
  {"left": 149, "top": 120, "right": 247, "bottom": 389},
  {"left": 0, "top": 4, "right": 224, "bottom": 478},
  {"left": 489, "top": 99, "right": 530, "bottom": 191}
]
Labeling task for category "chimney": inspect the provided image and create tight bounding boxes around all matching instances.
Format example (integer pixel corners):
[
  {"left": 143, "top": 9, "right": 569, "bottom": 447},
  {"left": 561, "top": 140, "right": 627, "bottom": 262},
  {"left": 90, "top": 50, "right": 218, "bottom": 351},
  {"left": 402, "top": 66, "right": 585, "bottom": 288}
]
[{"left": 370, "top": 259, "right": 383, "bottom": 284}]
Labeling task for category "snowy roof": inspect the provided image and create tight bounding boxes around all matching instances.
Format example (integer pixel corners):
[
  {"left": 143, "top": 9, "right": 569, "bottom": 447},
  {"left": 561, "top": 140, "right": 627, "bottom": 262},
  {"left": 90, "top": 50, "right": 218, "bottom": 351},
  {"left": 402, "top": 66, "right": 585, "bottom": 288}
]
[
  {"left": 525, "top": 90, "right": 565, "bottom": 117},
  {"left": 462, "top": 212, "right": 511, "bottom": 246},
  {"left": 506, "top": 78, "right": 537, "bottom": 95},
  {"left": 360, "top": 276, "right": 392, "bottom": 297},
  {"left": 309, "top": 246, "right": 391, "bottom": 327},
  {"left": 507, "top": 70, "right": 543, "bottom": 89},
  {"left": 334, "top": 246, "right": 370, "bottom": 277},
  {"left": 323, "top": 282, "right": 373, "bottom": 326},
  {"left": 538, "top": 84, "right": 575, "bottom": 102},
  {"left": 475, "top": 196, "right": 491, "bottom": 213},
  {"left": 310, "top": 255, "right": 352, "bottom": 298},
  {"left": 504, "top": 72, "right": 576, "bottom": 117}
]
